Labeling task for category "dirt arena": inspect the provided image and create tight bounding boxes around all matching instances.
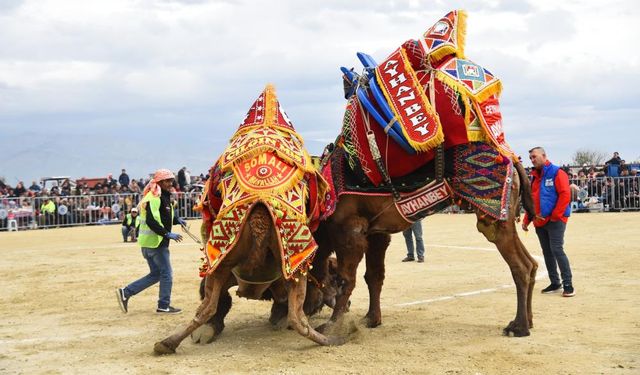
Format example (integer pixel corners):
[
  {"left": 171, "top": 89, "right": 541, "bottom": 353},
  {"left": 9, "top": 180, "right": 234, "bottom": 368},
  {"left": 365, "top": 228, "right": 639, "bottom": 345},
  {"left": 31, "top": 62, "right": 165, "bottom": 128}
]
[{"left": 1, "top": 213, "right": 638, "bottom": 374}]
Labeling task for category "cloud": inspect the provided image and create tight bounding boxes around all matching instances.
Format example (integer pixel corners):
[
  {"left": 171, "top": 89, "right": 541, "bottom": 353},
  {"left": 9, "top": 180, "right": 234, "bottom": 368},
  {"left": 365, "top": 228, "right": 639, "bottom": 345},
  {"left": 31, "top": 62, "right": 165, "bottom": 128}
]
[
  {"left": 0, "top": 0, "right": 638, "bottom": 183},
  {"left": 0, "top": 0, "right": 23, "bottom": 12}
]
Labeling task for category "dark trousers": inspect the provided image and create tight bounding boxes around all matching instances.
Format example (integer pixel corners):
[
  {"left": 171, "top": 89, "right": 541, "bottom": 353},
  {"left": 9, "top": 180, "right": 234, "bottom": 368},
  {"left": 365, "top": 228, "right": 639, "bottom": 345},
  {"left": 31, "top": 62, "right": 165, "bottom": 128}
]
[{"left": 535, "top": 220, "right": 573, "bottom": 287}]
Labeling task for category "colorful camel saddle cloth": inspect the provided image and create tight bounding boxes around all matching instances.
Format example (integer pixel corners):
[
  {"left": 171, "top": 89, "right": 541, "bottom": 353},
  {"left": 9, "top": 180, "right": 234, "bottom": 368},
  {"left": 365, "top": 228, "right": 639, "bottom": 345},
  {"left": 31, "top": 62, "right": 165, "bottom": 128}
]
[
  {"left": 450, "top": 142, "right": 514, "bottom": 221},
  {"left": 220, "top": 126, "right": 313, "bottom": 173},
  {"left": 372, "top": 47, "right": 444, "bottom": 152},
  {"left": 206, "top": 177, "right": 317, "bottom": 280},
  {"left": 431, "top": 57, "right": 513, "bottom": 158},
  {"left": 204, "top": 84, "right": 328, "bottom": 280},
  {"left": 395, "top": 179, "right": 453, "bottom": 222},
  {"left": 419, "top": 10, "right": 467, "bottom": 64},
  {"left": 320, "top": 142, "right": 513, "bottom": 221},
  {"left": 340, "top": 75, "right": 507, "bottom": 185},
  {"left": 339, "top": 9, "right": 515, "bottom": 186}
]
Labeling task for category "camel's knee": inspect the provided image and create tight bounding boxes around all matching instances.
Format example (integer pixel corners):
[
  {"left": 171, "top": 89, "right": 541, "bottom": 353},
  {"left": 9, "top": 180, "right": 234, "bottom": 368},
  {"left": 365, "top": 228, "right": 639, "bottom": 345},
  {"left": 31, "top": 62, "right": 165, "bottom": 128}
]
[{"left": 364, "top": 271, "right": 383, "bottom": 287}]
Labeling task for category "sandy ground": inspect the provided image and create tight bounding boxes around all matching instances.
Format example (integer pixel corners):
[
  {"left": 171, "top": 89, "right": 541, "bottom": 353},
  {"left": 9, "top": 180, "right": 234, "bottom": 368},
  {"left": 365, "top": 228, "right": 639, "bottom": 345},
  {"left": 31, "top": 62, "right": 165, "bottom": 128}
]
[{"left": 0, "top": 213, "right": 638, "bottom": 374}]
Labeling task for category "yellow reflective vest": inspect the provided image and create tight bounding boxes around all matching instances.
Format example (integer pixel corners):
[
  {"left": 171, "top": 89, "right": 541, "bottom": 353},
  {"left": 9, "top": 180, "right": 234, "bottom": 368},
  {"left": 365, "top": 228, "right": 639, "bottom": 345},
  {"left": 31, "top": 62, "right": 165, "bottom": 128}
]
[
  {"left": 41, "top": 201, "right": 56, "bottom": 214},
  {"left": 125, "top": 214, "right": 140, "bottom": 228},
  {"left": 138, "top": 192, "right": 173, "bottom": 248}
]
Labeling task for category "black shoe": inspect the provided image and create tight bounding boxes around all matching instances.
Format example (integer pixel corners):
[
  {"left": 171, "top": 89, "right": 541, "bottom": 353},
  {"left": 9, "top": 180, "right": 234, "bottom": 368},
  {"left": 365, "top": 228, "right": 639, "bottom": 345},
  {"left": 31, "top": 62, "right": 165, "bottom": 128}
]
[
  {"left": 541, "top": 284, "right": 562, "bottom": 294},
  {"left": 562, "top": 286, "right": 575, "bottom": 297},
  {"left": 402, "top": 256, "right": 415, "bottom": 262},
  {"left": 156, "top": 306, "right": 182, "bottom": 314},
  {"left": 115, "top": 288, "right": 129, "bottom": 313},
  {"left": 417, "top": 257, "right": 425, "bottom": 263}
]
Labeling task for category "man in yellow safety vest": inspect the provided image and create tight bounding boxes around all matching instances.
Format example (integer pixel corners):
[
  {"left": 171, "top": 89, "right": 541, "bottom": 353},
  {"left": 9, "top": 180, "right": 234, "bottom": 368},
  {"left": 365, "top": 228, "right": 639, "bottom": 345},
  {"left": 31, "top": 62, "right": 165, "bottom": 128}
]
[
  {"left": 115, "top": 169, "right": 186, "bottom": 314},
  {"left": 121, "top": 207, "right": 140, "bottom": 242},
  {"left": 40, "top": 197, "right": 56, "bottom": 227}
]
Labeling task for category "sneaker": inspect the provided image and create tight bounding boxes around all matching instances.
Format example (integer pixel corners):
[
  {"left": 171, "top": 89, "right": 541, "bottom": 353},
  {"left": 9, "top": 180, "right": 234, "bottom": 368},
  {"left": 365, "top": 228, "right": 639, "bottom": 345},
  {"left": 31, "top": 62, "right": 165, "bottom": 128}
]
[
  {"left": 402, "top": 257, "right": 415, "bottom": 262},
  {"left": 156, "top": 306, "right": 182, "bottom": 314},
  {"left": 115, "top": 288, "right": 129, "bottom": 313},
  {"left": 541, "top": 284, "right": 562, "bottom": 294},
  {"left": 417, "top": 257, "right": 425, "bottom": 263},
  {"left": 562, "top": 286, "right": 576, "bottom": 297}
]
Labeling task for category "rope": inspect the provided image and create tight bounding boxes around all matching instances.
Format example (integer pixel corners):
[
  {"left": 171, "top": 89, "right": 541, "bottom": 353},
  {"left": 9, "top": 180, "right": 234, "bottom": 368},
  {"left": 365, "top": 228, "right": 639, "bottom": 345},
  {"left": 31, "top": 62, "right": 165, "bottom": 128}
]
[
  {"left": 383, "top": 115, "right": 397, "bottom": 134},
  {"left": 369, "top": 199, "right": 397, "bottom": 223}
]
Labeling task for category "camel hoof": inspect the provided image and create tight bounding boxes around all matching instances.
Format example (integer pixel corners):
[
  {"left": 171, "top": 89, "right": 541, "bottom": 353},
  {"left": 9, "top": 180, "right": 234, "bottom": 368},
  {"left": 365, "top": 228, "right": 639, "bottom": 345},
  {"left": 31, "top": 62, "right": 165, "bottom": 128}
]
[
  {"left": 315, "top": 321, "right": 333, "bottom": 334},
  {"left": 269, "top": 303, "right": 288, "bottom": 327},
  {"left": 502, "top": 321, "right": 530, "bottom": 337},
  {"left": 191, "top": 324, "right": 216, "bottom": 344},
  {"left": 153, "top": 340, "right": 176, "bottom": 355},
  {"left": 364, "top": 314, "right": 381, "bottom": 328},
  {"left": 270, "top": 316, "right": 289, "bottom": 331}
]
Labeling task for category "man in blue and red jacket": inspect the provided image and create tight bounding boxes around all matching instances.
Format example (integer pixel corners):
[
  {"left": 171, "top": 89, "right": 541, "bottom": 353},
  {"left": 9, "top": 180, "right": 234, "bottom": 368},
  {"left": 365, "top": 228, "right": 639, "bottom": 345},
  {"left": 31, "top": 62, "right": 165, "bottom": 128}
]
[{"left": 522, "top": 147, "right": 575, "bottom": 297}]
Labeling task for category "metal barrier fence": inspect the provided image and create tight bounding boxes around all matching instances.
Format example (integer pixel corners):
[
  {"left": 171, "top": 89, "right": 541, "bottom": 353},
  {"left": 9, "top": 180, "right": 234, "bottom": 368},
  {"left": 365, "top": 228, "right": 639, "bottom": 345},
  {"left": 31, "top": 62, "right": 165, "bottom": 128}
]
[
  {"left": 569, "top": 176, "right": 640, "bottom": 212},
  {"left": 2, "top": 176, "right": 639, "bottom": 231},
  {"left": 0, "top": 192, "right": 202, "bottom": 231}
]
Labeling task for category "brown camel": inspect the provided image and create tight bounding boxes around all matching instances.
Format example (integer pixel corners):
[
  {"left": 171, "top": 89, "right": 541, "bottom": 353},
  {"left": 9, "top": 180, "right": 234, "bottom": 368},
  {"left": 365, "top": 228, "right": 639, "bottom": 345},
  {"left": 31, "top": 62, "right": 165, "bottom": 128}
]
[
  {"left": 307, "top": 161, "right": 538, "bottom": 337},
  {"left": 190, "top": 256, "right": 341, "bottom": 345},
  {"left": 153, "top": 203, "right": 342, "bottom": 355}
]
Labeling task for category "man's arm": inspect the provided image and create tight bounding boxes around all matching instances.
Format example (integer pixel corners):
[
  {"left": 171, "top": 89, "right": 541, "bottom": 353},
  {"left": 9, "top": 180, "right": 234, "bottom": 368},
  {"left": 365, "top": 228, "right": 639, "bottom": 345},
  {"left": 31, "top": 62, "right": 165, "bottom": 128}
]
[
  {"left": 145, "top": 203, "right": 169, "bottom": 237},
  {"left": 551, "top": 169, "right": 571, "bottom": 221},
  {"left": 173, "top": 210, "right": 183, "bottom": 225}
]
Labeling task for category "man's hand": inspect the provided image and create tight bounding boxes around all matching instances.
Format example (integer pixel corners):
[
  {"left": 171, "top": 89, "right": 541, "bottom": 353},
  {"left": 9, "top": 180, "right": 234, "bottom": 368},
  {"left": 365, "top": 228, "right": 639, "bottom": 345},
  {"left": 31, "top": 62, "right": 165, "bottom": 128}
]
[
  {"left": 530, "top": 215, "right": 545, "bottom": 225},
  {"left": 166, "top": 232, "right": 183, "bottom": 242},
  {"left": 177, "top": 217, "right": 187, "bottom": 226},
  {"left": 521, "top": 221, "right": 529, "bottom": 231}
]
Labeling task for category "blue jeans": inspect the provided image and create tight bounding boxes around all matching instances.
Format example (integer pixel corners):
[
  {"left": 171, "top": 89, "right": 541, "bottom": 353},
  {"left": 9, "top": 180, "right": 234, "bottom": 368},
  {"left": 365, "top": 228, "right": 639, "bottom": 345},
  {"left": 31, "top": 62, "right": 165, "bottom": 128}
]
[
  {"left": 123, "top": 246, "right": 173, "bottom": 309},
  {"left": 403, "top": 221, "right": 425, "bottom": 258},
  {"left": 535, "top": 220, "right": 573, "bottom": 288}
]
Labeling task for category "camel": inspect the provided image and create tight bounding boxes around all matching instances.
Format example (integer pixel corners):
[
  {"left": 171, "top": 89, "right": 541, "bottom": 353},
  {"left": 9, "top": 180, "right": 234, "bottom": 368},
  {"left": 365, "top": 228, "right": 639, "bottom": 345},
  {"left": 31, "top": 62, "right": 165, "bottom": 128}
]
[
  {"left": 154, "top": 203, "right": 343, "bottom": 354},
  {"left": 301, "top": 9, "right": 541, "bottom": 337},
  {"left": 154, "top": 84, "right": 345, "bottom": 354},
  {"left": 306, "top": 159, "right": 538, "bottom": 337},
  {"left": 190, "top": 256, "right": 341, "bottom": 345}
]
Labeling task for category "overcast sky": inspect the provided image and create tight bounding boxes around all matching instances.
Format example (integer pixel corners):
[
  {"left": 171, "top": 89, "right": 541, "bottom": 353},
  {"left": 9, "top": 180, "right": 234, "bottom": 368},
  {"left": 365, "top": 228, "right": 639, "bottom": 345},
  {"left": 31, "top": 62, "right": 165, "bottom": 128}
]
[{"left": 0, "top": 0, "right": 638, "bottom": 184}]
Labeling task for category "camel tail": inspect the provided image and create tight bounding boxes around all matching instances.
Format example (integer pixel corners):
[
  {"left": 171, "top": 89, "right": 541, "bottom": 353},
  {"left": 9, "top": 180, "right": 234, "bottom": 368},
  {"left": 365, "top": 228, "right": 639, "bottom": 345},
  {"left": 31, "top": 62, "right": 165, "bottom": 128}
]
[
  {"left": 245, "top": 203, "right": 274, "bottom": 267},
  {"left": 514, "top": 161, "right": 535, "bottom": 219}
]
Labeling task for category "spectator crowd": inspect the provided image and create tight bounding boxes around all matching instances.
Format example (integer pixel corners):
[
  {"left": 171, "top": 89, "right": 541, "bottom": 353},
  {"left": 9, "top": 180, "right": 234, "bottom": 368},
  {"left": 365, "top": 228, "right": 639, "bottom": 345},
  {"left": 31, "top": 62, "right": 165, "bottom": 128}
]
[
  {"left": 2, "top": 153, "right": 639, "bottom": 231},
  {"left": 0, "top": 167, "right": 209, "bottom": 230},
  {"left": 524, "top": 152, "right": 640, "bottom": 212}
]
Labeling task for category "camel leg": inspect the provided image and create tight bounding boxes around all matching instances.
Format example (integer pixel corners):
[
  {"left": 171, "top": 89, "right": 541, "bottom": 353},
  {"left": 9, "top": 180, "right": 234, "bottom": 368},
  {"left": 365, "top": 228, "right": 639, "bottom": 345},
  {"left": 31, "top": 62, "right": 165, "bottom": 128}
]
[
  {"left": 268, "top": 279, "right": 289, "bottom": 329},
  {"left": 303, "top": 230, "right": 335, "bottom": 317},
  {"left": 191, "top": 277, "right": 234, "bottom": 344},
  {"left": 154, "top": 269, "right": 231, "bottom": 354},
  {"left": 287, "top": 275, "right": 343, "bottom": 346},
  {"left": 321, "top": 227, "right": 367, "bottom": 330},
  {"left": 517, "top": 236, "right": 538, "bottom": 328},
  {"left": 195, "top": 275, "right": 215, "bottom": 316},
  {"left": 363, "top": 232, "right": 391, "bottom": 328},
  {"left": 477, "top": 216, "right": 533, "bottom": 337}
]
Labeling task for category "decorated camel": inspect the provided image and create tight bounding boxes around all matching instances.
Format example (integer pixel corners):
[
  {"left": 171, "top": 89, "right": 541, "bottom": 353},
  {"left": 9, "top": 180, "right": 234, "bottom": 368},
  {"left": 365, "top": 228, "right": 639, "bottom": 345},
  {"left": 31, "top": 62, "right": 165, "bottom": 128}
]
[
  {"left": 305, "top": 10, "right": 539, "bottom": 337},
  {"left": 190, "top": 252, "right": 340, "bottom": 344},
  {"left": 154, "top": 85, "right": 342, "bottom": 355}
]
